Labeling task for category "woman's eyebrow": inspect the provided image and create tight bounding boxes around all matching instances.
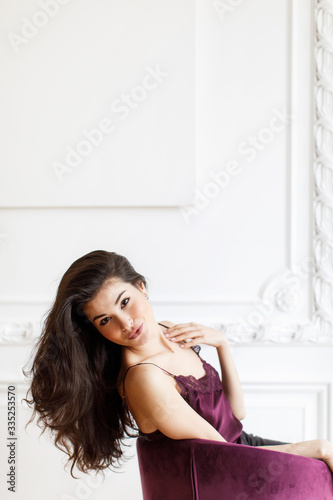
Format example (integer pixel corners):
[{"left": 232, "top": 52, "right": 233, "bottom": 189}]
[{"left": 92, "top": 290, "right": 126, "bottom": 322}]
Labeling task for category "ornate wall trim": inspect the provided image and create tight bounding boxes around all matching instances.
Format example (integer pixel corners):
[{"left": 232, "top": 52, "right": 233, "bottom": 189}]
[
  {"left": 0, "top": 322, "right": 40, "bottom": 345},
  {"left": 215, "top": 321, "right": 329, "bottom": 345},
  {"left": 313, "top": 0, "right": 333, "bottom": 339},
  {"left": 242, "top": 381, "right": 330, "bottom": 439},
  {"left": 217, "top": 0, "right": 333, "bottom": 345}
]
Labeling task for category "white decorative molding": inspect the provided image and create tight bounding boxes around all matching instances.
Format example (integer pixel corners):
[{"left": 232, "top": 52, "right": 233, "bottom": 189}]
[
  {"left": 0, "top": 322, "right": 40, "bottom": 345},
  {"left": 212, "top": 321, "right": 331, "bottom": 345},
  {"left": 274, "top": 286, "right": 301, "bottom": 313},
  {"left": 313, "top": 0, "right": 333, "bottom": 338},
  {"left": 242, "top": 382, "right": 330, "bottom": 441},
  {"left": 215, "top": 0, "right": 333, "bottom": 345},
  {"left": 259, "top": 267, "right": 304, "bottom": 313},
  {"left": 0, "top": 2, "right": 196, "bottom": 208}
]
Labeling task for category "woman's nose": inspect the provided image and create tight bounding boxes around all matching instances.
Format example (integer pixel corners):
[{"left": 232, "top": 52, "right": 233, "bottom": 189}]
[{"left": 121, "top": 316, "right": 134, "bottom": 331}]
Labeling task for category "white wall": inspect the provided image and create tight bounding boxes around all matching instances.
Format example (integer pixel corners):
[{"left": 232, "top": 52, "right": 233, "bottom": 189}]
[{"left": 1, "top": 1, "right": 333, "bottom": 499}]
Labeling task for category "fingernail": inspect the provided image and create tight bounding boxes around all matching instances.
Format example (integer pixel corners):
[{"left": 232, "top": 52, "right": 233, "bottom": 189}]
[{"left": 164, "top": 333, "right": 169, "bottom": 337}]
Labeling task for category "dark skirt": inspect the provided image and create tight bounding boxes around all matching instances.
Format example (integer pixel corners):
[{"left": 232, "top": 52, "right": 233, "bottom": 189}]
[{"left": 240, "top": 430, "right": 290, "bottom": 446}]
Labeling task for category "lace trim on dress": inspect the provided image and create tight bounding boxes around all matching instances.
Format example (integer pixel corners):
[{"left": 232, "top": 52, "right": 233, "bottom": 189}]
[{"left": 174, "top": 358, "right": 222, "bottom": 405}]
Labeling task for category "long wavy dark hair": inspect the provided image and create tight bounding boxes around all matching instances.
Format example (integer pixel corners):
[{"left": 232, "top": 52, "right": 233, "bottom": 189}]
[{"left": 23, "top": 250, "right": 148, "bottom": 476}]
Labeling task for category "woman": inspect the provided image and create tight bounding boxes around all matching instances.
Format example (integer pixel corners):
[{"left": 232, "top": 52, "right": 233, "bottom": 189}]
[{"left": 25, "top": 250, "right": 333, "bottom": 477}]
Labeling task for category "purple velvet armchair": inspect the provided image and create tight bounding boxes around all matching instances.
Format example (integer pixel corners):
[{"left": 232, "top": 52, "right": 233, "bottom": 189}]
[{"left": 137, "top": 436, "right": 333, "bottom": 499}]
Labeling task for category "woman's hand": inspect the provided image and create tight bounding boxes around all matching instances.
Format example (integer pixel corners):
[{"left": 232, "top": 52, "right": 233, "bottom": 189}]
[
  {"left": 163, "top": 322, "right": 228, "bottom": 349},
  {"left": 165, "top": 322, "right": 246, "bottom": 420}
]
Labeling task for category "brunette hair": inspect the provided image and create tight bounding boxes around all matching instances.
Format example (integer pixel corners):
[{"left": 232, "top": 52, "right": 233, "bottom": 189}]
[{"left": 23, "top": 250, "right": 148, "bottom": 476}]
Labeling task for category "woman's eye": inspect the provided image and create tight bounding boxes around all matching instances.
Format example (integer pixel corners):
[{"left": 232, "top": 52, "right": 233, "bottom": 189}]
[
  {"left": 100, "top": 317, "right": 110, "bottom": 326},
  {"left": 99, "top": 299, "right": 129, "bottom": 326}
]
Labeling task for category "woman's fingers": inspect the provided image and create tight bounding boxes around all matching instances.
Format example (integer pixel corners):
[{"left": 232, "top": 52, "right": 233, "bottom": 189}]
[
  {"left": 179, "top": 338, "right": 201, "bottom": 348},
  {"left": 164, "top": 323, "right": 200, "bottom": 342},
  {"left": 164, "top": 322, "right": 196, "bottom": 333},
  {"left": 163, "top": 322, "right": 228, "bottom": 348}
]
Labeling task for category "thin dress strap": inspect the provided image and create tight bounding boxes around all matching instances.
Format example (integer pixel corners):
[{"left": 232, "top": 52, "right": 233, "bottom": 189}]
[{"left": 157, "top": 322, "right": 169, "bottom": 329}]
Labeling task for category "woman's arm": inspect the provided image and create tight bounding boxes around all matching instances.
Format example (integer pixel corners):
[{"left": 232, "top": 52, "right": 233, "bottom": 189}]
[
  {"left": 258, "top": 439, "right": 333, "bottom": 473},
  {"left": 216, "top": 340, "right": 246, "bottom": 420},
  {"left": 164, "top": 322, "right": 246, "bottom": 420},
  {"left": 124, "top": 363, "right": 227, "bottom": 443},
  {"left": 160, "top": 322, "right": 333, "bottom": 472}
]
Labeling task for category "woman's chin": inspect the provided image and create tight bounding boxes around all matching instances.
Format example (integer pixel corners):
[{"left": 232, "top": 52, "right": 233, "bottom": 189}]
[{"left": 128, "top": 330, "right": 149, "bottom": 347}]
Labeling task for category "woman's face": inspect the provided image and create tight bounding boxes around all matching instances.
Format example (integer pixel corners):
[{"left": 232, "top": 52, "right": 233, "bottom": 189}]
[{"left": 83, "top": 277, "right": 152, "bottom": 347}]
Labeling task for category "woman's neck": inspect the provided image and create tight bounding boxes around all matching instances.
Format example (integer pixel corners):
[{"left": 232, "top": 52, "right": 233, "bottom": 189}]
[{"left": 121, "top": 320, "right": 177, "bottom": 365}]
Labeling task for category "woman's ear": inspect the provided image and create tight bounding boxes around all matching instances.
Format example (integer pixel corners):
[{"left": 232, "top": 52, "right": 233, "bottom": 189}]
[{"left": 136, "top": 279, "right": 146, "bottom": 294}]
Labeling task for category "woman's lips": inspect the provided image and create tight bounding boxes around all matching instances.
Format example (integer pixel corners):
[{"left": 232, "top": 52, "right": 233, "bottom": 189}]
[{"left": 128, "top": 323, "right": 143, "bottom": 339}]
